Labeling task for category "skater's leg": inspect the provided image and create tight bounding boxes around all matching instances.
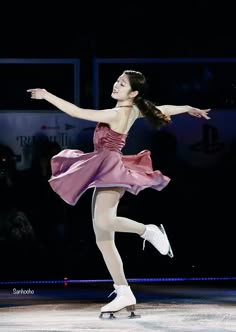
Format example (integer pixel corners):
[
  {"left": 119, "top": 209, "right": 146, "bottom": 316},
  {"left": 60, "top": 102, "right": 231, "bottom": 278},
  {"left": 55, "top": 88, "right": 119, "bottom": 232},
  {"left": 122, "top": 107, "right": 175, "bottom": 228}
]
[
  {"left": 93, "top": 187, "right": 145, "bottom": 235},
  {"left": 92, "top": 187, "right": 137, "bottom": 315},
  {"left": 93, "top": 187, "right": 173, "bottom": 257},
  {"left": 92, "top": 188, "right": 128, "bottom": 286}
]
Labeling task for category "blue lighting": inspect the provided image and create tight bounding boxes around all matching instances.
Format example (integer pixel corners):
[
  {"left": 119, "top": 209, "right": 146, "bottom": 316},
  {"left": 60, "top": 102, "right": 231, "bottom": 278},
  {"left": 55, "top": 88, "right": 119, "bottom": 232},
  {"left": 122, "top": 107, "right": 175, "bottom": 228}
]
[{"left": 0, "top": 277, "right": 236, "bottom": 285}]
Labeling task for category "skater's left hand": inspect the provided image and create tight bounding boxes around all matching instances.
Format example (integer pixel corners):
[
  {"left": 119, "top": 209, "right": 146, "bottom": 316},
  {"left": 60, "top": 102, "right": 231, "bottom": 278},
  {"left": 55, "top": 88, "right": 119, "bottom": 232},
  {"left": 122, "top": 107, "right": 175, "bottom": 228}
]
[{"left": 188, "top": 107, "right": 211, "bottom": 120}]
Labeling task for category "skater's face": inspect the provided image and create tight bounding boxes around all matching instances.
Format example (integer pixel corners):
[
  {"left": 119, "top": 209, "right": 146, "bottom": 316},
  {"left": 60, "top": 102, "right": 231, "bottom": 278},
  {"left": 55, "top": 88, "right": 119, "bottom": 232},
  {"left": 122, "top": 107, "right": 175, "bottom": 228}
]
[{"left": 111, "top": 74, "right": 138, "bottom": 101}]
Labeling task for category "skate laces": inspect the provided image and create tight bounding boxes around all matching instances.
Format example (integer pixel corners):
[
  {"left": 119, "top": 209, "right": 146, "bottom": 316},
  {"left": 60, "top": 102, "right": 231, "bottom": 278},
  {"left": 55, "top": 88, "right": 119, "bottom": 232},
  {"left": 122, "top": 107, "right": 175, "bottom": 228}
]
[
  {"left": 141, "top": 225, "right": 161, "bottom": 250},
  {"left": 108, "top": 289, "right": 117, "bottom": 298},
  {"left": 142, "top": 239, "right": 146, "bottom": 250}
]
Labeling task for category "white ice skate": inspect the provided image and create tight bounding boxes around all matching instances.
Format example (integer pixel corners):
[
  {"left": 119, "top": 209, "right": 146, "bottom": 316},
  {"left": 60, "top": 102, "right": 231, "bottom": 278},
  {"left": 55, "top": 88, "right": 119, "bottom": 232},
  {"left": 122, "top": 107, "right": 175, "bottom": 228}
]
[
  {"left": 141, "top": 224, "right": 174, "bottom": 258},
  {"left": 99, "top": 284, "right": 140, "bottom": 319}
]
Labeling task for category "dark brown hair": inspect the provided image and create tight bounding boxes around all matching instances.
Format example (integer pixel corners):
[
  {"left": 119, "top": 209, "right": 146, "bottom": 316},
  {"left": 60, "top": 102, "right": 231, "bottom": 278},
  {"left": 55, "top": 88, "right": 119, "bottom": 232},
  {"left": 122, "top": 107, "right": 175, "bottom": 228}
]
[{"left": 124, "top": 70, "right": 171, "bottom": 129}]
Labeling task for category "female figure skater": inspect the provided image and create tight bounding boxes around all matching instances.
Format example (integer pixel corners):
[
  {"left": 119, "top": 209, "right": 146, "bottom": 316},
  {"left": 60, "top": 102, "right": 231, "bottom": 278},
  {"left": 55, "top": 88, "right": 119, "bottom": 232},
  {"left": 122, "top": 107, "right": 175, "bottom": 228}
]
[{"left": 27, "top": 70, "right": 210, "bottom": 318}]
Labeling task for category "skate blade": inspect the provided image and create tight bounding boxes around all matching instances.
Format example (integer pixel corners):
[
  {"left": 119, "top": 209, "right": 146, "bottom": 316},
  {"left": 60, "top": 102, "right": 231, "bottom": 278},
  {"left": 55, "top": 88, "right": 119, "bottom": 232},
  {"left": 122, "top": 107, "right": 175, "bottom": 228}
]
[
  {"left": 99, "top": 311, "right": 141, "bottom": 320},
  {"left": 160, "top": 224, "right": 174, "bottom": 258},
  {"left": 128, "top": 311, "right": 141, "bottom": 319},
  {"left": 99, "top": 305, "right": 141, "bottom": 320},
  {"left": 126, "top": 305, "right": 140, "bottom": 318}
]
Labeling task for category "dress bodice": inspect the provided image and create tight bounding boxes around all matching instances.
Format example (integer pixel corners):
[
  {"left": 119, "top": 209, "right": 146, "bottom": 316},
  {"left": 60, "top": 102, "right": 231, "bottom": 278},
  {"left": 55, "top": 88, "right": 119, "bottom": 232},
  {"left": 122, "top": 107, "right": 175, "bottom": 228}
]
[{"left": 93, "top": 123, "right": 127, "bottom": 153}]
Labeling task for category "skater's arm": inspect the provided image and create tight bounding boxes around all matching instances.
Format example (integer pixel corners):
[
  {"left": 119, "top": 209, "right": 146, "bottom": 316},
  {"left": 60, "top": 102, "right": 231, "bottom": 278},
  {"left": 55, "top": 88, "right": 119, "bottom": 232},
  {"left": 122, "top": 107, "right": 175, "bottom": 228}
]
[
  {"left": 157, "top": 105, "right": 211, "bottom": 119},
  {"left": 27, "top": 88, "right": 118, "bottom": 124}
]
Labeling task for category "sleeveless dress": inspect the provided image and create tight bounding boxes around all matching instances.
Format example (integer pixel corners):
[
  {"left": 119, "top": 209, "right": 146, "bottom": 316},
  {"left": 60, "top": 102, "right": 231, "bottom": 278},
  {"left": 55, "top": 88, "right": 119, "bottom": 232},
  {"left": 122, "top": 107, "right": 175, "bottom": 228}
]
[{"left": 48, "top": 122, "right": 171, "bottom": 206}]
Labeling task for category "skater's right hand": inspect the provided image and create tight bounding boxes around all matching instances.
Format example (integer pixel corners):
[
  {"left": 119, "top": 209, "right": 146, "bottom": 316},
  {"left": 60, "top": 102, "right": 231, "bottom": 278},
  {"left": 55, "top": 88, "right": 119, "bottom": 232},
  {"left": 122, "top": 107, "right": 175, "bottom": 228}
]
[{"left": 27, "top": 88, "right": 47, "bottom": 99}]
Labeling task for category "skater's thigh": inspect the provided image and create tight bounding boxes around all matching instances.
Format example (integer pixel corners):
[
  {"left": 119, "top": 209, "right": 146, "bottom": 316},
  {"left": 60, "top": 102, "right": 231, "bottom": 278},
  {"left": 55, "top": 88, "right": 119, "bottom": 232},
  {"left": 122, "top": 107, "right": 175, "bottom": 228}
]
[
  {"left": 92, "top": 187, "right": 124, "bottom": 231},
  {"left": 93, "top": 187, "right": 125, "bottom": 216}
]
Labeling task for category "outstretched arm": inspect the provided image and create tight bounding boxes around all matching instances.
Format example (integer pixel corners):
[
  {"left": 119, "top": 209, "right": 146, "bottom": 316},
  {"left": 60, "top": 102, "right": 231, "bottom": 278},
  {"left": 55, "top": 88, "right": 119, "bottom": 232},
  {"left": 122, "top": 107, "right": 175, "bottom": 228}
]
[
  {"left": 157, "top": 105, "right": 211, "bottom": 120},
  {"left": 27, "top": 88, "right": 118, "bottom": 124}
]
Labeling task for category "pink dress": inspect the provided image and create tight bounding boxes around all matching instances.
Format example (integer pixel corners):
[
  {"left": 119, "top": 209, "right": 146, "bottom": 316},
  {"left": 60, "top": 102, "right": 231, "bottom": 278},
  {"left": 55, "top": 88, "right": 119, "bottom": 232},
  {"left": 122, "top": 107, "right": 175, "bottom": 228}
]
[{"left": 48, "top": 122, "right": 171, "bottom": 205}]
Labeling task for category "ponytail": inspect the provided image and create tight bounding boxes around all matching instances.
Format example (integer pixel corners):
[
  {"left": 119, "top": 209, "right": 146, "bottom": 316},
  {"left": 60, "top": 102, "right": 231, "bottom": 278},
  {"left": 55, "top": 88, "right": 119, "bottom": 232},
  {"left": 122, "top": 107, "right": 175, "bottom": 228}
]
[{"left": 134, "top": 96, "right": 171, "bottom": 129}]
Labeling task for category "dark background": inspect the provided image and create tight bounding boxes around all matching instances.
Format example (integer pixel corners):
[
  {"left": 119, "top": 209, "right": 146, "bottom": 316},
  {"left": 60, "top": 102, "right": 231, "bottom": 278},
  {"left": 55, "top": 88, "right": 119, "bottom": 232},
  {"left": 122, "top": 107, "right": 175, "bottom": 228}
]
[{"left": 0, "top": 1, "right": 236, "bottom": 282}]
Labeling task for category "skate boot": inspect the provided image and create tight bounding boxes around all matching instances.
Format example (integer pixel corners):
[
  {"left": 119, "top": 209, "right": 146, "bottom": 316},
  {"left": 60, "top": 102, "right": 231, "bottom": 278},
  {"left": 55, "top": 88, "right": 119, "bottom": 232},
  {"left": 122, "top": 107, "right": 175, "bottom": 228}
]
[
  {"left": 99, "top": 284, "right": 140, "bottom": 319},
  {"left": 141, "top": 224, "right": 174, "bottom": 258}
]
